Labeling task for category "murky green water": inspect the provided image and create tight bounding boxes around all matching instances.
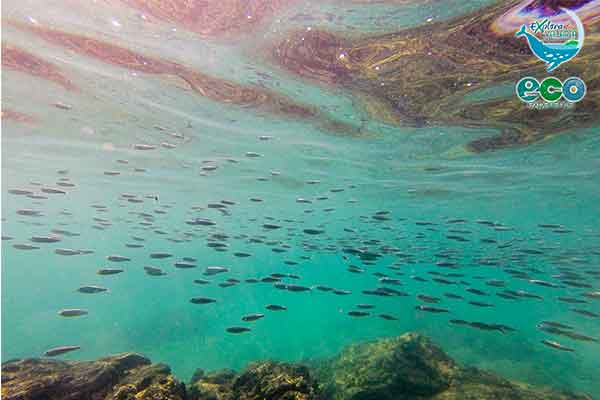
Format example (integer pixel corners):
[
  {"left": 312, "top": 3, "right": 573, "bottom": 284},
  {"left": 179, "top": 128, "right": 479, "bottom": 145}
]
[{"left": 2, "top": 0, "right": 599, "bottom": 398}]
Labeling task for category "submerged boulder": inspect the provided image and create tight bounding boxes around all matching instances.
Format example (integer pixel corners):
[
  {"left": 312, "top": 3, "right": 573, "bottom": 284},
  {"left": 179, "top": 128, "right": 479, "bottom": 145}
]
[
  {"left": 1, "top": 352, "right": 186, "bottom": 400},
  {"left": 317, "top": 332, "right": 590, "bottom": 400},
  {"left": 189, "top": 361, "right": 319, "bottom": 400},
  {"left": 317, "top": 333, "right": 459, "bottom": 399}
]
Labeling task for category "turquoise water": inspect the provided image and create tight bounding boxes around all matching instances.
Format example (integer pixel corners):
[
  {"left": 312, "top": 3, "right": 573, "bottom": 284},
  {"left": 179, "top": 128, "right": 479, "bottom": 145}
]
[{"left": 2, "top": 0, "right": 600, "bottom": 398}]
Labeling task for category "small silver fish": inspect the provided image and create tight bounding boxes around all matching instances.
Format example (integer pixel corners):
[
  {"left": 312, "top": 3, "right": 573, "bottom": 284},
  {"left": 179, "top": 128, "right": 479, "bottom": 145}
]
[
  {"left": 144, "top": 266, "right": 166, "bottom": 276},
  {"left": 174, "top": 261, "right": 196, "bottom": 269},
  {"left": 134, "top": 144, "right": 156, "bottom": 150},
  {"left": 266, "top": 304, "right": 287, "bottom": 311},
  {"left": 226, "top": 326, "right": 251, "bottom": 334},
  {"left": 44, "top": 345, "right": 80, "bottom": 357},
  {"left": 190, "top": 297, "right": 217, "bottom": 304},
  {"left": 348, "top": 311, "right": 370, "bottom": 317},
  {"left": 58, "top": 309, "right": 88, "bottom": 317},
  {"left": 541, "top": 340, "right": 574, "bottom": 352},
  {"left": 13, "top": 244, "right": 40, "bottom": 250},
  {"left": 204, "top": 266, "right": 229, "bottom": 276},
  {"left": 77, "top": 285, "right": 108, "bottom": 294},
  {"left": 150, "top": 252, "right": 172, "bottom": 259},
  {"left": 97, "top": 268, "right": 124, "bottom": 275},
  {"left": 52, "top": 248, "right": 79, "bottom": 256},
  {"left": 106, "top": 255, "right": 131, "bottom": 262},
  {"left": 30, "top": 235, "right": 61, "bottom": 243},
  {"left": 41, "top": 187, "right": 66, "bottom": 194},
  {"left": 242, "top": 313, "right": 264, "bottom": 322}
]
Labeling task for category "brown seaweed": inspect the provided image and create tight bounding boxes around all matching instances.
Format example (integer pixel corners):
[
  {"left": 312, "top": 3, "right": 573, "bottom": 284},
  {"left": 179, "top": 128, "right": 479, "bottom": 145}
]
[
  {"left": 272, "top": 0, "right": 600, "bottom": 151},
  {"left": 120, "top": 0, "right": 294, "bottom": 38},
  {"left": 7, "top": 20, "right": 363, "bottom": 136},
  {"left": 1, "top": 42, "right": 77, "bottom": 91},
  {"left": 1, "top": 108, "right": 37, "bottom": 125}
]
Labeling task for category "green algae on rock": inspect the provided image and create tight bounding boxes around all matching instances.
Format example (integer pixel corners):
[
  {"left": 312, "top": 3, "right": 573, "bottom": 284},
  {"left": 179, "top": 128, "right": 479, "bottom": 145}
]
[
  {"left": 315, "top": 333, "right": 592, "bottom": 400},
  {"left": 317, "top": 333, "right": 458, "bottom": 399},
  {"left": 189, "top": 361, "right": 320, "bottom": 400},
  {"left": 189, "top": 369, "right": 238, "bottom": 400}
]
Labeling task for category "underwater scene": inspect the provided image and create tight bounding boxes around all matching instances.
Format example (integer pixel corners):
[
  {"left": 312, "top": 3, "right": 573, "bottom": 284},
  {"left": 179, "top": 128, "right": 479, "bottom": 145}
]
[{"left": 2, "top": 0, "right": 600, "bottom": 399}]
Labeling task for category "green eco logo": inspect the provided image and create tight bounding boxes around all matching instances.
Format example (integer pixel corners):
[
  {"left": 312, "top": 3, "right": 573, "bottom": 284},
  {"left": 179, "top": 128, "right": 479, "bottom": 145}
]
[{"left": 516, "top": 76, "right": 586, "bottom": 103}]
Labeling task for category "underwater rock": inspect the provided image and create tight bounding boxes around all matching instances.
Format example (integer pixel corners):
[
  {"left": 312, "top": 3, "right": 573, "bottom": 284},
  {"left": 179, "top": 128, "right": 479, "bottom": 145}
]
[
  {"left": 1, "top": 352, "right": 186, "bottom": 400},
  {"left": 1, "top": 336, "right": 590, "bottom": 400},
  {"left": 189, "top": 361, "right": 320, "bottom": 400},
  {"left": 233, "top": 361, "right": 320, "bottom": 400},
  {"left": 317, "top": 332, "right": 459, "bottom": 399},
  {"left": 316, "top": 332, "right": 590, "bottom": 400}
]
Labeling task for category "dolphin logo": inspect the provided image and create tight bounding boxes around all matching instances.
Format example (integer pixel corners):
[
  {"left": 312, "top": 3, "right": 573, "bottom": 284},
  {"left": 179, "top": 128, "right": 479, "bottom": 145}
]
[{"left": 516, "top": 7, "right": 584, "bottom": 72}]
